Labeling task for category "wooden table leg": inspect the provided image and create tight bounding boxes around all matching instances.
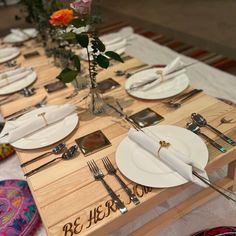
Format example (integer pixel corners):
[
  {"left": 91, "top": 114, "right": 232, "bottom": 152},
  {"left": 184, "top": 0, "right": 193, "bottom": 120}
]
[{"left": 228, "top": 160, "right": 236, "bottom": 191}]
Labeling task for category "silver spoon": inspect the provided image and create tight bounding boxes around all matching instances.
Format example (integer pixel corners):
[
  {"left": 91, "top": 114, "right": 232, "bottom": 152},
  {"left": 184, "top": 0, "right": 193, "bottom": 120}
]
[
  {"left": 191, "top": 113, "right": 236, "bottom": 146},
  {"left": 24, "top": 145, "right": 79, "bottom": 177},
  {"left": 21, "top": 143, "right": 66, "bottom": 167},
  {"left": 186, "top": 122, "right": 227, "bottom": 153}
]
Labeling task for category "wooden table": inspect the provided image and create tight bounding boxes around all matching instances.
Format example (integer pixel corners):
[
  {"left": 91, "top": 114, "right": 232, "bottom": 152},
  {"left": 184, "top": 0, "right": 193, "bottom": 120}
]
[{"left": 1, "top": 40, "right": 236, "bottom": 236}]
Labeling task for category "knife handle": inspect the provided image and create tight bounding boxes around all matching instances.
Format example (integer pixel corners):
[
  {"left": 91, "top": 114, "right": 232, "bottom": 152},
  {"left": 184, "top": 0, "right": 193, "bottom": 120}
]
[
  {"left": 207, "top": 124, "right": 236, "bottom": 146},
  {"left": 199, "top": 132, "right": 226, "bottom": 153}
]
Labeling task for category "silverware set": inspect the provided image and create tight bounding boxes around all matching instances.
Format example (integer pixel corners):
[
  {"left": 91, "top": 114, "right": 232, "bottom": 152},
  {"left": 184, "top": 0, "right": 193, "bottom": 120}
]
[
  {"left": 25, "top": 145, "right": 78, "bottom": 177},
  {"left": 21, "top": 143, "right": 66, "bottom": 167},
  {"left": 164, "top": 89, "right": 203, "bottom": 108},
  {"left": 0, "top": 87, "right": 37, "bottom": 106},
  {"left": 4, "top": 95, "right": 48, "bottom": 121},
  {"left": 187, "top": 113, "right": 236, "bottom": 153},
  {"left": 87, "top": 157, "right": 140, "bottom": 214}
]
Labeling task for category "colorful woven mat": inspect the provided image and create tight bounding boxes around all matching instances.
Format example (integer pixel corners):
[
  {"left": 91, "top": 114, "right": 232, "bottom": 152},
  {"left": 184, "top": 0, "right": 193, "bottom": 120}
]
[
  {"left": 0, "top": 179, "right": 41, "bottom": 236},
  {"left": 192, "top": 226, "right": 236, "bottom": 236},
  {"left": 0, "top": 144, "right": 15, "bottom": 161}
]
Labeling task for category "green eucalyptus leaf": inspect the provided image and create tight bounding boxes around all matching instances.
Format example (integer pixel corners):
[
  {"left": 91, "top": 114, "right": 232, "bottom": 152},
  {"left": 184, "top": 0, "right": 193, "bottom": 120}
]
[
  {"left": 71, "top": 18, "right": 86, "bottom": 28},
  {"left": 57, "top": 68, "right": 78, "bottom": 83},
  {"left": 96, "top": 54, "right": 110, "bottom": 68},
  {"left": 72, "top": 55, "right": 81, "bottom": 71},
  {"left": 95, "top": 38, "right": 106, "bottom": 52},
  {"left": 76, "top": 33, "right": 89, "bottom": 48},
  {"left": 61, "top": 32, "right": 76, "bottom": 41},
  {"left": 105, "top": 51, "right": 124, "bottom": 63}
]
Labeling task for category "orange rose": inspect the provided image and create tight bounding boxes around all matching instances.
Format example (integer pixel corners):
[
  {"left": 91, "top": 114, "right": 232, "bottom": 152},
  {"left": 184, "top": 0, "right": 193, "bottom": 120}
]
[{"left": 49, "top": 9, "right": 74, "bottom": 26}]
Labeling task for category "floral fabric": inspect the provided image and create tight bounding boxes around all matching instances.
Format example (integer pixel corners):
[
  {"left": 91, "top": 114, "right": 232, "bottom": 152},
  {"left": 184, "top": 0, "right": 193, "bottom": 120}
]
[
  {"left": 0, "top": 144, "right": 15, "bottom": 161},
  {"left": 192, "top": 226, "right": 236, "bottom": 236},
  {"left": 0, "top": 179, "right": 41, "bottom": 235}
]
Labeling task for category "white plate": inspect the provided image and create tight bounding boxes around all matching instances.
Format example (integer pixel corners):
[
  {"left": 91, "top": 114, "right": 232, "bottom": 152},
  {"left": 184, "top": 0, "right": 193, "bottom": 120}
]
[
  {"left": 11, "top": 106, "right": 79, "bottom": 149},
  {"left": 0, "top": 0, "right": 20, "bottom": 6},
  {"left": 0, "top": 70, "right": 37, "bottom": 95},
  {"left": 3, "top": 28, "right": 38, "bottom": 44},
  {"left": 0, "top": 47, "right": 20, "bottom": 64},
  {"left": 116, "top": 125, "right": 208, "bottom": 188},
  {"left": 125, "top": 68, "right": 189, "bottom": 99}
]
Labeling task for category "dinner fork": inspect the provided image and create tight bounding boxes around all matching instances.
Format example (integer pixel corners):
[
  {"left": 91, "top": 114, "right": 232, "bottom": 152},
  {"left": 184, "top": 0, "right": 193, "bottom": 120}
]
[
  {"left": 5, "top": 96, "right": 48, "bottom": 121},
  {"left": 102, "top": 156, "right": 140, "bottom": 205},
  {"left": 87, "top": 160, "right": 128, "bottom": 214}
]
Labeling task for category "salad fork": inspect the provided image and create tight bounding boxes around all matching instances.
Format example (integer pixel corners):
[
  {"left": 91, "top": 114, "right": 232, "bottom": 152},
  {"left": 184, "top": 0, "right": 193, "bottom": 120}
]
[
  {"left": 87, "top": 160, "right": 128, "bottom": 214},
  {"left": 102, "top": 156, "right": 140, "bottom": 205}
]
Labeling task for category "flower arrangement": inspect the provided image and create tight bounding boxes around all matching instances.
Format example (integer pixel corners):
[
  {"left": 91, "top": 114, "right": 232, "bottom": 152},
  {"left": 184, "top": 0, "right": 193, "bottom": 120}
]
[{"left": 49, "top": 0, "right": 124, "bottom": 114}]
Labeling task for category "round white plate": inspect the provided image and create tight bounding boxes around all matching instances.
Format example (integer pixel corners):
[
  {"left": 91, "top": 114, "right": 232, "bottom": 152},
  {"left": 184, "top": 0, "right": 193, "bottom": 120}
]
[
  {"left": 0, "top": 70, "right": 37, "bottom": 95},
  {"left": 116, "top": 125, "right": 208, "bottom": 188},
  {"left": 125, "top": 68, "right": 189, "bottom": 99},
  {"left": 11, "top": 106, "right": 79, "bottom": 149},
  {"left": 0, "top": 0, "right": 20, "bottom": 6},
  {"left": 0, "top": 47, "right": 20, "bottom": 64},
  {"left": 3, "top": 28, "right": 38, "bottom": 44}
]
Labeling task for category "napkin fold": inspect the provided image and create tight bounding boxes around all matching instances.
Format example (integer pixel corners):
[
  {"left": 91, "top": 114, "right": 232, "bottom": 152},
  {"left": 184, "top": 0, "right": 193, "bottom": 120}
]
[
  {"left": 130, "top": 57, "right": 186, "bottom": 91},
  {"left": 0, "top": 68, "right": 33, "bottom": 88},
  {"left": 0, "top": 104, "right": 76, "bottom": 143},
  {"left": 128, "top": 128, "right": 209, "bottom": 187},
  {"left": 0, "top": 48, "right": 19, "bottom": 59},
  {"left": 11, "top": 29, "right": 29, "bottom": 41}
]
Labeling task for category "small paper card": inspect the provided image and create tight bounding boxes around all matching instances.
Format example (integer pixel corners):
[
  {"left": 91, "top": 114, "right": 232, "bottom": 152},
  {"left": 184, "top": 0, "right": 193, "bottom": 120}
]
[
  {"left": 23, "top": 51, "right": 40, "bottom": 59},
  {"left": 97, "top": 78, "right": 120, "bottom": 93},
  {"left": 76, "top": 130, "right": 111, "bottom": 156},
  {"left": 129, "top": 108, "right": 164, "bottom": 128},
  {"left": 44, "top": 81, "right": 67, "bottom": 93}
]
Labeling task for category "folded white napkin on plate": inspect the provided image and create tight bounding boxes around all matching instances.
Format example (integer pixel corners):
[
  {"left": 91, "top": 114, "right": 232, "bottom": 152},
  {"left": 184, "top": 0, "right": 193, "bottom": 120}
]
[
  {"left": 11, "top": 29, "right": 29, "bottom": 41},
  {"left": 131, "top": 57, "right": 186, "bottom": 91},
  {"left": 0, "top": 68, "right": 33, "bottom": 88},
  {"left": 128, "top": 128, "right": 209, "bottom": 187},
  {"left": 0, "top": 104, "right": 76, "bottom": 143},
  {"left": 0, "top": 48, "right": 19, "bottom": 59},
  {"left": 23, "top": 28, "right": 38, "bottom": 38},
  {"left": 0, "top": 67, "right": 27, "bottom": 80}
]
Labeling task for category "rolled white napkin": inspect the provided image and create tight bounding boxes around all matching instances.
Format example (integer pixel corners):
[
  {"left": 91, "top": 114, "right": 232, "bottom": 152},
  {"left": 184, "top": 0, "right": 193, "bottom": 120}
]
[
  {"left": 0, "top": 67, "right": 27, "bottom": 80},
  {"left": 0, "top": 68, "right": 33, "bottom": 88},
  {"left": 11, "top": 29, "right": 29, "bottom": 41},
  {"left": 23, "top": 28, "right": 38, "bottom": 38},
  {"left": 0, "top": 104, "right": 76, "bottom": 143},
  {"left": 128, "top": 128, "right": 209, "bottom": 187},
  {"left": 130, "top": 57, "right": 186, "bottom": 91}
]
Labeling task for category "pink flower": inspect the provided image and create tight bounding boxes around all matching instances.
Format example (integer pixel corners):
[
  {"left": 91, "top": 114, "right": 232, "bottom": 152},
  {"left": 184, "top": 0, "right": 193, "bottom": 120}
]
[{"left": 70, "top": 0, "right": 92, "bottom": 15}]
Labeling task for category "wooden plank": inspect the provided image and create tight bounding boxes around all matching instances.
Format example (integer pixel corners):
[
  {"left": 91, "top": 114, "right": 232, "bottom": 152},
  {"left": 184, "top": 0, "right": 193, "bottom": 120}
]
[{"left": 129, "top": 177, "right": 233, "bottom": 236}]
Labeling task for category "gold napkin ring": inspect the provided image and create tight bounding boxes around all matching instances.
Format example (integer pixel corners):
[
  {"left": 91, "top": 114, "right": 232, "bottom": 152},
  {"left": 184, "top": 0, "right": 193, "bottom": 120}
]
[
  {"left": 157, "top": 140, "right": 171, "bottom": 157},
  {"left": 156, "top": 70, "right": 164, "bottom": 82},
  {"left": 37, "top": 112, "right": 48, "bottom": 126}
]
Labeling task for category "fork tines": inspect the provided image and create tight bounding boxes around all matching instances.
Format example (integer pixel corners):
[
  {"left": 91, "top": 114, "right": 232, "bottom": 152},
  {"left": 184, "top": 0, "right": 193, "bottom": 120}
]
[{"left": 87, "top": 159, "right": 128, "bottom": 214}]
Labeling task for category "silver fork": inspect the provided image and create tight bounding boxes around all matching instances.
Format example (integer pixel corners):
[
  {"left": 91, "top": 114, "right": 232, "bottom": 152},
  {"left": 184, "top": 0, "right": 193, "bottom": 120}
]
[
  {"left": 102, "top": 156, "right": 140, "bottom": 205},
  {"left": 5, "top": 96, "right": 48, "bottom": 121},
  {"left": 87, "top": 160, "right": 128, "bottom": 214}
]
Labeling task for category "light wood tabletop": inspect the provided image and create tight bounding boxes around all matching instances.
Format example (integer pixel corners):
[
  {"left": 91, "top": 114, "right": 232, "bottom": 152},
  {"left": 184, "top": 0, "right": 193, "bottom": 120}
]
[{"left": 1, "top": 39, "right": 236, "bottom": 236}]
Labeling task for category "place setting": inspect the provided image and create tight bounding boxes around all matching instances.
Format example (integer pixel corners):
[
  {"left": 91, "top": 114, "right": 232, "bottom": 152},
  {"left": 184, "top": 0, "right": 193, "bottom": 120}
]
[
  {"left": 125, "top": 57, "right": 196, "bottom": 101},
  {"left": 0, "top": 103, "right": 79, "bottom": 150},
  {"left": 0, "top": 47, "right": 20, "bottom": 64},
  {"left": 3, "top": 28, "right": 38, "bottom": 44}
]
